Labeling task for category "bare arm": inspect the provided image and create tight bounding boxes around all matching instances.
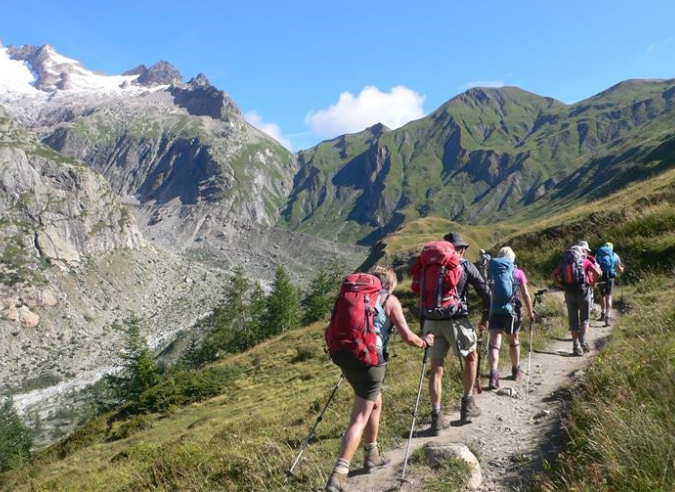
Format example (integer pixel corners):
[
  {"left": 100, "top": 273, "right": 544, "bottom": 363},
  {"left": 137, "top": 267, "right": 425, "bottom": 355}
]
[{"left": 385, "top": 295, "right": 433, "bottom": 349}]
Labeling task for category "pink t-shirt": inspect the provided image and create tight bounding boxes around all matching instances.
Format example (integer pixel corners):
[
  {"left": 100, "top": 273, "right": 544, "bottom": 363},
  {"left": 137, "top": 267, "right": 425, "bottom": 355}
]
[
  {"left": 513, "top": 268, "right": 528, "bottom": 309},
  {"left": 515, "top": 268, "right": 528, "bottom": 286}
]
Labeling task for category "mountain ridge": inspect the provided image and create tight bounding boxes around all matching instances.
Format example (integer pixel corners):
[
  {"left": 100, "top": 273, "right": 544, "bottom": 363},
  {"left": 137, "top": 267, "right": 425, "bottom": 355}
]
[{"left": 281, "top": 77, "right": 675, "bottom": 244}]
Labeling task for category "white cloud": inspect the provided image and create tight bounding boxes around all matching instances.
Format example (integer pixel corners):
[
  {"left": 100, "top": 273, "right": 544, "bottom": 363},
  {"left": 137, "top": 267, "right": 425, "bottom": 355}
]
[
  {"left": 244, "top": 111, "right": 292, "bottom": 150},
  {"left": 462, "top": 80, "right": 506, "bottom": 90},
  {"left": 304, "top": 85, "right": 426, "bottom": 139},
  {"left": 647, "top": 38, "right": 673, "bottom": 53}
]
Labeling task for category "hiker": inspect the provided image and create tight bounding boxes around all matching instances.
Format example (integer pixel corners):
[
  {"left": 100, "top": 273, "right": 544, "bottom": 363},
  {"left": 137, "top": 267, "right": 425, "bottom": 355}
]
[
  {"left": 551, "top": 241, "right": 602, "bottom": 356},
  {"left": 595, "top": 242, "right": 625, "bottom": 326},
  {"left": 486, "top": 246, "right": 535, "bottom": 389},
  {"left": 325, "top": 267, "right": 434, "bottom": 492},
  {"left": 411, "top": 232, "right": 490, "bottom": 435},
  {"left": 477, "top": 249, "right": 491, "bottom": 282}
]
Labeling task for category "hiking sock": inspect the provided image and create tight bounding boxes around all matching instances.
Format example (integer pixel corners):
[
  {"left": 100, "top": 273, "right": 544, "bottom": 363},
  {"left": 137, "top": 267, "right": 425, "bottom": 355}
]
[
  {"left": 364, "top": 442, "right": 377, "bottom": 452},
  {"left": 432, "top": 403, "right": 441, "bottom": 414},
  {"left": 333, "top": 459, "right": 349, "bottom": 474}
]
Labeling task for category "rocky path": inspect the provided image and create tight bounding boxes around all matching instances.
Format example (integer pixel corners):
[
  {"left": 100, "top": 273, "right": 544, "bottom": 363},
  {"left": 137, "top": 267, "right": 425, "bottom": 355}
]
[{"left": 347, "top": 296, "right": 615, "bottom": 491}]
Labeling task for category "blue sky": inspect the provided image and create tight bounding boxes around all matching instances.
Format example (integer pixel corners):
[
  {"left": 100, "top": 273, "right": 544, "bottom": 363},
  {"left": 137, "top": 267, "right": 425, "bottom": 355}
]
[{"left": 1, "top": 1, "right": 674, "bottom": 151}]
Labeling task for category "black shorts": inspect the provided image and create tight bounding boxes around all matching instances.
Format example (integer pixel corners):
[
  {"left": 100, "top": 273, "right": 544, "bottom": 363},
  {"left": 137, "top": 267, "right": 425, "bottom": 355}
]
[
  {"left": 330, "top": 351, "right": 386, "bottom": 401},
  {"left": 489, "top": 312, "right": 522, "bottom": 335},
  {"left": 600, "top": 277, "right": 615, "bottom": 296}
]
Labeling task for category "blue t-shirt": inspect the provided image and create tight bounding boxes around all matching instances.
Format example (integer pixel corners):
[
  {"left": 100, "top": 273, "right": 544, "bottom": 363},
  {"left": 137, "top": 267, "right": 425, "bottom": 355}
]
[{"left": 374, "top": 290, "right": 393, "bottom": 355}]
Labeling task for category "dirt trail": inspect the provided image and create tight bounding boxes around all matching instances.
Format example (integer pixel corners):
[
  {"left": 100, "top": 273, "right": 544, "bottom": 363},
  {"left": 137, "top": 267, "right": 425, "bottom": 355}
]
[{"left": 347, "top": 293, "right": 615, "bottom": 491}]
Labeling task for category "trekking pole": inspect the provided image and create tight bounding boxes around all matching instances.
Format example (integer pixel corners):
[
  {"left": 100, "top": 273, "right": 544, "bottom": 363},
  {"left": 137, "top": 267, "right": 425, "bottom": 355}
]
[
  {"left": 526, "top": 316, "right": 534, "bottom": 399},
  {"left": 452, "top": 323, "right": 464, "bottom": 372},
  {"left": 526, "top": 290, "right": 547, "bottom": 398},
  {"left": 474, "top": 332, "right": 483, "bottom": 394},
  {"left": 401, "top": 347, "right": 429, "bottom": 483},
  {"left": 286, "top": 374, "right": 344, "bottom": 480}
]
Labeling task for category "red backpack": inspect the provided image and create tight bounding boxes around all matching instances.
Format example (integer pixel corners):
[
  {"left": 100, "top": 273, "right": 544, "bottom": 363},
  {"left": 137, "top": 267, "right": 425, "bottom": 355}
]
[
  {"left": 325, "top": 273, "right": 382, "bottom": 366},
  {"left": 410, "top": 241, "right": 462, "bottom": 320}
]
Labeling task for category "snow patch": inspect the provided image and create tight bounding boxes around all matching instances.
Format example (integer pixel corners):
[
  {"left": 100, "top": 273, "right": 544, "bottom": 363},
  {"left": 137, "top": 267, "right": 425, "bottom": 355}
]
[{"left": 0, "top": 48, "right": 40, "bottom": 94}]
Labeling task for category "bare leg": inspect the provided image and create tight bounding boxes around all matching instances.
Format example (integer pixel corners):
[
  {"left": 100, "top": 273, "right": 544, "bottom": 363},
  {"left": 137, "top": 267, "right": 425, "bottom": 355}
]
[
  {"left": 429, "top": 358, "right": 444, "bottom": 406},
  {"left": 488, "top": 330, "right": 502, "bottom": 373},
  {"left": 463, "top": 351, "right": 477, "bottom": 396},
  {"left": 507, "top": 332, "right": 520, "bottom": 369},
  {"left": 337, "top": 396, "right": 376, "bottom": 462},
  {"left": 362, "top": 393, "right": 382, "bottom": 444}
]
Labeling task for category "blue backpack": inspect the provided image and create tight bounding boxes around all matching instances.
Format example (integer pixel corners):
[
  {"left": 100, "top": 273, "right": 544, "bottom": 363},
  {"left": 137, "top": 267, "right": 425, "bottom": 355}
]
[
  {"left": 487, "top": 257, "right": 519, "bottom": 316},
  {"left": 596, "top": 246, "right": 616, "bottom": 277}
]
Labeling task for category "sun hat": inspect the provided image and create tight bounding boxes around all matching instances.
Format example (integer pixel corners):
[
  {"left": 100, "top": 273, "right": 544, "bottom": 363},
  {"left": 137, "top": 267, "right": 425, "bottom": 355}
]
[
  {"left": 605, "top": 242, "right": 613, "bottom": 250},
  {"left": 443, "top": 232, "right": 470, "bottom": 249},
  {"left": 576, "top": 240, "right": 591, "bottom": 253}
]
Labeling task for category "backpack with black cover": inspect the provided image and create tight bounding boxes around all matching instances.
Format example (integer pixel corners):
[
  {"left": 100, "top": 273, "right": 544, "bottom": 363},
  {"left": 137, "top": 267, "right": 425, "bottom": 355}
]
[
  {"left": 410, "top": 241, "right": 462, "bottom": 320},
  {"left": 595, "top": 246, "right": 616, "bottom": 278},
  {"left": 487, "top": 256, "right": 519, "bottom": 316},
  {"left": 325, "top": 273, "right": 382, "bottom": 366},
  {"left": 560, "top": 248, "right": 587, "bottom": 292}
]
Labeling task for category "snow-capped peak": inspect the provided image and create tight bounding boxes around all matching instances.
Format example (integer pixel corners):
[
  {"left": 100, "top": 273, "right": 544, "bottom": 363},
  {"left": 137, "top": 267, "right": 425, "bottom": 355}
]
[{"left": 0, "top": 44, "right": 179, "bottom": 97}]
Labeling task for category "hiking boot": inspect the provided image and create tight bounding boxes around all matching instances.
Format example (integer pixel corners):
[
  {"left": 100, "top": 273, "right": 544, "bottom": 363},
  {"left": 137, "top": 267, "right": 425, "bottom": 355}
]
[
  {"left": 572, "top": 343, "right": 583, "bottom": 356},
  {"left": 460, "top": 395, "right": 481, "bottom": 422},
  {"left": 597, "top": 312, "right": 606, "bottom": 322},
  {"left": 488, "top": 371, "right": 500, "bottom": 390},
  {"left": 580, "top": 341, "right": 591, "bottom": 353},
  {"left": 363, "top": 444, "right": 390, "bottom": 472},
  {"left": 604, "top": 315, "right": 611, "bottom": 327},
  {"left": 430, "top": 411, "right": 451, "bottom": 436},
  {"left": 512, "top": 366, "right": 526, "bottom": 380},
  {"left": 325, "top": 470, "right": 348, "bottom": 492}
]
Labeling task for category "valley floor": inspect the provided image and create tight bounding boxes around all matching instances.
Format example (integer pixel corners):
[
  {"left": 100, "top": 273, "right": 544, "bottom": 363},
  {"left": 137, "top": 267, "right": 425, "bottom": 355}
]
[{"left": 346, "top": 292, "right": 614, "bottom": 491}]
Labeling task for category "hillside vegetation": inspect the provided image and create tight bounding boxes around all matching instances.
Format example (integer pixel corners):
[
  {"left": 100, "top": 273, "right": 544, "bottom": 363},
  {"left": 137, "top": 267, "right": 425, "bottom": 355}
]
[
  {"left": 281, "top": 80, "right": 675, "bottom": 245},
  {"left": 2, "top": 159, "right": 674, "bottom": 490}
]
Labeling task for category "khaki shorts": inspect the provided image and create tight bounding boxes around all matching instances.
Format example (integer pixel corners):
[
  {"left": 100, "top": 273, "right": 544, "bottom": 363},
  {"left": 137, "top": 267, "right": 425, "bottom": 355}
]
[{"left": 423, "top": 317, "right": 477, "bottom": 359}]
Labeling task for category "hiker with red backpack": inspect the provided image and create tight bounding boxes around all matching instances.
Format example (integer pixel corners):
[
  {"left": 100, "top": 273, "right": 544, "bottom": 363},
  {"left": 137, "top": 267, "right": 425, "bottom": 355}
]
[
  {"left": 551, "top": 241, "right": 602, "bottom": 356},
  {"left": 486, "top": 246, "right": 535, "bottom": 390},
  {"left": 324, "top": 267, "right": 434, "bottom": 492},
  {"left": 410, "top": 232, "right": 490, "bottom": 434},
  {"left": 595, "top": 242, "right": 625, "bottom": 326}
]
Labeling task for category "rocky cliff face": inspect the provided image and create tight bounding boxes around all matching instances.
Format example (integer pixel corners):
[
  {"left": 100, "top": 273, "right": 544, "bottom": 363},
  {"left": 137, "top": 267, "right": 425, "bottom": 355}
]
[
  {"left": 1, "top": 44, "right": 299, "bottom": 253},
  {"left": 0, "top": 106, "right": 144, "bottom": 273},
  {"left": 0, "top": 105, "right": 159, "bottom": 388},
  {"left": 39, "top": 86, "right": 298, "bottom": 251}
]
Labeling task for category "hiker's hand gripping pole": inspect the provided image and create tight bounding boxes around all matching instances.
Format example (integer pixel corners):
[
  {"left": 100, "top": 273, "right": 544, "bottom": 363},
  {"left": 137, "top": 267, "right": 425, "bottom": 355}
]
[
  {"left": 401, "top": 347, "right": 428, "bottom": 483},
  {"left": 286, "top": 374, "right": 344, "bottom": 479}
]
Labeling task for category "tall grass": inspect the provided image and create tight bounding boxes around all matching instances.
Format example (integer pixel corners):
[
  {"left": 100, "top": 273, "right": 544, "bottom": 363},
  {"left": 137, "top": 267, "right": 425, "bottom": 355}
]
[{"left": 533, "top": 277, "right": 675, "bottom": 491}]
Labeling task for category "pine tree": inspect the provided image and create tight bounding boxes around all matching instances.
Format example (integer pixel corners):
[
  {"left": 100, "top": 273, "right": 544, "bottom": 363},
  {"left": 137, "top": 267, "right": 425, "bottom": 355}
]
[
  {"left": 301, "top": 259, "right": 345, "bottom": 325},
  {"left": 0, "top": 396, "right": 32, "bottom": 472},
  {"left": 219, "top": 266, "right": 251, "bottom": 334},
  {"left": 105, "top": 320, "right": 161, "bottom": 404},
  {"left": 264, "top": 265, "right": 300, "bottom": 335}
]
